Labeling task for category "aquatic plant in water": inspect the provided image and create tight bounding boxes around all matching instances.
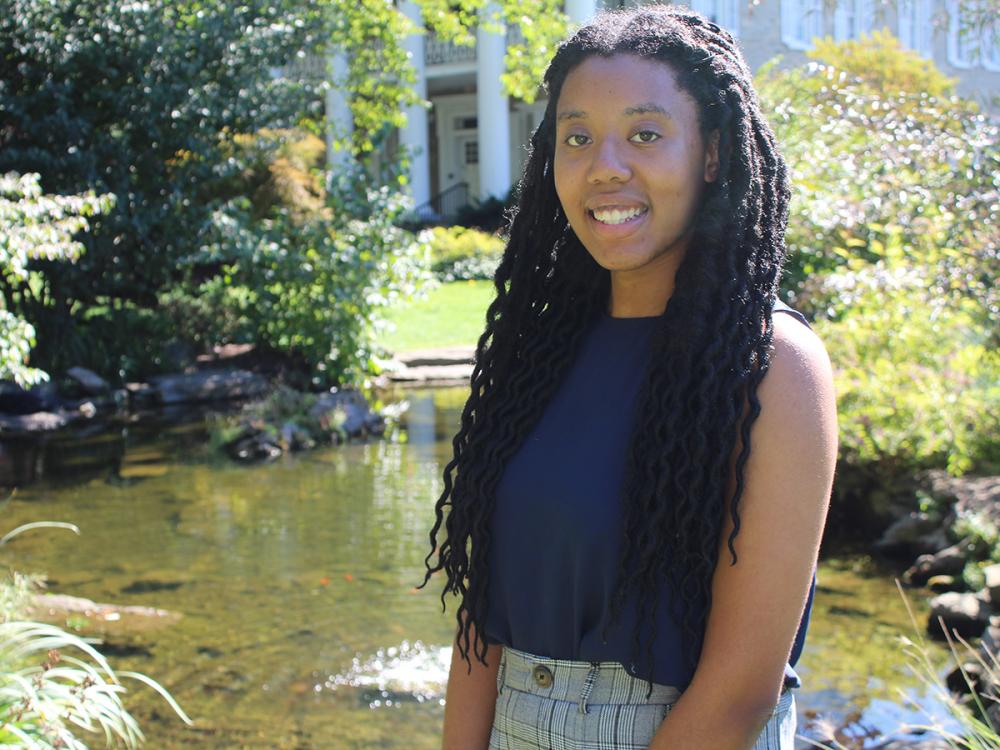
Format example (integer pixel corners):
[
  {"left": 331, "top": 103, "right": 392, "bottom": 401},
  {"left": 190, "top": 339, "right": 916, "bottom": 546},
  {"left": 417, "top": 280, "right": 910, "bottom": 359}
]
[
  {"left": 0, "top": 519, "right": 192, "bottom": 749},
  {"left": 800, "top": 581, "right": 999, "bottom": 750}
]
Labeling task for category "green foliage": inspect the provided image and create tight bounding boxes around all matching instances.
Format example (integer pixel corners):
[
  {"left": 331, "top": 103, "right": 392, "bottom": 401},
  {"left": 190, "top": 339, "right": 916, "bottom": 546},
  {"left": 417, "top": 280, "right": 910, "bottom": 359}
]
[
  {"left": 807, "top": 29, "right": 957, "bottom": 98},
  {"left": 952, "top": 512, "right": 1000, "bottom": 564},
  {"left": 0, "top": 0, "right": 326, "bottom": 379},
  {"left": 758, "top": 34, "right": 998, "bottom": 479},
  {"left": 0, "top": 0, "right": 565, "bottom": 383},
  {"left": 0, "top": 173, "right": 113, "bottom": 386},
  {"left": 895, "top": 584, "right": 1000, "bottom": 750},
  {"left": 814, "top": 262, "right": 999, "bottom": 476},
  {"left": 174, "top": 171, "right": 431, "bottom": 387},
  {"left": 425, "top": 226, "right": 504, "bottom": 281},
  {"left": 0, "top": 519, "right": 191, "bottom": 749},
  {"left": 758, "top": 55, "right": 996, "bottom": 316},
  {"left": 213, "top": 129, "right": 330, "bottom": 223}
]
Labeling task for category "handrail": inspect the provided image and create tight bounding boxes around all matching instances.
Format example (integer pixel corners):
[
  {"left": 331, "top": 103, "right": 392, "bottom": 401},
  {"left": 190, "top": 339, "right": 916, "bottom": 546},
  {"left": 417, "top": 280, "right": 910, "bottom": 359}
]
[{"left": 414, "top": 181, "right": 470, "bottom": 222}]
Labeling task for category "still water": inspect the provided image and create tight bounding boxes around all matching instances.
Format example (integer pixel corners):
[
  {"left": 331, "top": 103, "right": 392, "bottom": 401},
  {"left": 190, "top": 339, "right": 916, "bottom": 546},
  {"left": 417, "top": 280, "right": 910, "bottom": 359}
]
[{"left": 0, "top": 388, "right": 959, "bottom": 749}]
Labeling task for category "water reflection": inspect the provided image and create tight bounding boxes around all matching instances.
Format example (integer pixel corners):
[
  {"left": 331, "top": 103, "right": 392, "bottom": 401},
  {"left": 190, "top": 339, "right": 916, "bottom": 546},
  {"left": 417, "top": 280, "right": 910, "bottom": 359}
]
[{"left": 0, "top": 387, "right": 961, "bottom": 749}]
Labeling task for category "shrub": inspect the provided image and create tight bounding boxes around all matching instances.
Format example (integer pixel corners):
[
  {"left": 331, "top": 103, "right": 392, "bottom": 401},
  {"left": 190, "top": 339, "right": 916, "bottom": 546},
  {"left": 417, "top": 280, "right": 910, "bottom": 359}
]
[
  {"left": 0, "top": 173, "right": 113, "bottom": 386},
  {"left": 0, "top": 1, "right": 326, "bottom": 380},
  {"left": 0, "top": 520, "right": 191, "bottom": 749},
  {"left": 813, "top": 261, "right": 999, "bottom": 477},
  {"left": 758, "top": 36, "right": 996, "bottom": 324},
  {"left": 424, "top": 226, "right": 504, "bottom": 282},
  {"left": 758, "top": 33, "right": 998, "bottom": 479},
  {"left": 170, "top": 170, "right": 431, "bottom": 387}
]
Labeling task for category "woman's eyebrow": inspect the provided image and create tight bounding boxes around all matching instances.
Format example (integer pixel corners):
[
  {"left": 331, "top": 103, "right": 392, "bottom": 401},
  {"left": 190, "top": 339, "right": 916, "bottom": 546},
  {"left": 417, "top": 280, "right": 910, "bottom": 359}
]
[
  {"left": 556, "top": 103, "right": 671, "bottom": 122},
  {"left": 623, "top": 102, "right": 670, "bottom": 118}
]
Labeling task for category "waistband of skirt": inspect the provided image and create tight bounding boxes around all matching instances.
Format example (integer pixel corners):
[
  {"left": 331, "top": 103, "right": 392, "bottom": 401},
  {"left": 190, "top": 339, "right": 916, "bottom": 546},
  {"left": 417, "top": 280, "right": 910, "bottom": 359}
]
[{"left": 499, "top": 646, "right": 683, "bottom": 706}]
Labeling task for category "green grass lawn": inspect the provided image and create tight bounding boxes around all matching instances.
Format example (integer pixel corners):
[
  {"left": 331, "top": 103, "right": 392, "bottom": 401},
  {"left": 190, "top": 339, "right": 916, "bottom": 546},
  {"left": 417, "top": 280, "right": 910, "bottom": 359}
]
[{"left": 379, "top": 280, "right": 495, "bottom": 353}]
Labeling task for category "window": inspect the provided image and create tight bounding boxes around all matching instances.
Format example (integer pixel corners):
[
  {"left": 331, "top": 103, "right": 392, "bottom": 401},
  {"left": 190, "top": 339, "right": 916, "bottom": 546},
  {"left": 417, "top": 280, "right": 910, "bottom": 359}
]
[
  {"left": 946, "top": 0, "right": 997, "bottom": 69},
  {"left": 464, "top": 140, "right": 479, "bottom": 165},
  {"left": 834, "top": 0, "right": 873, "bottom": 40},
  {"left": 781, "top": 0, "right": 823, "bottom": 50},
  {"left": 689, "top": 0, "right": 741, "bottom": 36},
  {"left": 981, "top": 12, "right": 1000, "bottom": 70},
  {"left": 898, "top": 0, "right": 934, "bottom": 57}
]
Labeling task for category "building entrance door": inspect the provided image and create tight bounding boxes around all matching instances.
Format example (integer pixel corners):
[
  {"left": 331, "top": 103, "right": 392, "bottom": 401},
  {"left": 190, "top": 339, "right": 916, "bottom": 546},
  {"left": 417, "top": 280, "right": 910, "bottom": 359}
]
[{"left": 454, "top": 134, "right": 480, "bottom": 201}]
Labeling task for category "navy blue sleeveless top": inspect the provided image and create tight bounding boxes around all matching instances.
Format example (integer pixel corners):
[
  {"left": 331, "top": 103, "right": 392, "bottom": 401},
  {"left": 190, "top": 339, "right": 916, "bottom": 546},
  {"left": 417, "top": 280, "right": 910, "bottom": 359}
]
[{"left": 485, "top": 299, "right": 815, "bottom": 690}]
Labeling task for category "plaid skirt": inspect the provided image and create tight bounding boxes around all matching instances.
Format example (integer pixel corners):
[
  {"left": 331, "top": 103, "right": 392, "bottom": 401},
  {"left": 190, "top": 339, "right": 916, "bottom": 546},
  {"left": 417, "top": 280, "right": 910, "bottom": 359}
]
[{"left": 489, "top": 647, "right": 796, "bottom": 750}]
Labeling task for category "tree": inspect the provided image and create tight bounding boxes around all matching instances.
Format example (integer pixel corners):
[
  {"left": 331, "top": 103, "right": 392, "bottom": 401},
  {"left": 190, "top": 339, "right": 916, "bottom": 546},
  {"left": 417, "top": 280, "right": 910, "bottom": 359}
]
[{"left": 0, "top": 0, "right": 567, "bottom": 381}]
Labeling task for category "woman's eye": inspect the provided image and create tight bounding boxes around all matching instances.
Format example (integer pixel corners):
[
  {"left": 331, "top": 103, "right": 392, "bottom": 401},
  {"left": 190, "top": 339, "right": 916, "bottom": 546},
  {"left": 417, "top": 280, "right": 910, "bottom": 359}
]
[
  {"left": 630, "top": 130, "right": 661, "bottom": 143},
  {"left": 565, "top": 134, "right": 590, "bottom": 147}
]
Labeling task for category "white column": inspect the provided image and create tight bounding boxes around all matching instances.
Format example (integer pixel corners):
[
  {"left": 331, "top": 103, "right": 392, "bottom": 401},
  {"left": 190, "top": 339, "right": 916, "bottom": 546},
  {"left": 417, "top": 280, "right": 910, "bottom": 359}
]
[
  {"left": 565, "top": 0, "right": 597, "bottom": 24},
  {"left": 325, "top": 49, "right": 353, "bottom": 175},
  {"left": 400, "top": 1, "right": 432, "bottom": 213},
  {"left": 476, "top": 4, "right": 511, "bottom": 202}
]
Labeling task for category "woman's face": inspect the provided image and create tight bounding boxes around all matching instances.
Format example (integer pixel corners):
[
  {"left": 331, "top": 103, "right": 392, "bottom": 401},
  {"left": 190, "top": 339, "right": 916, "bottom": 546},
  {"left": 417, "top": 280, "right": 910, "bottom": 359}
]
[{"left": 553, "top": 54, "right": 719, "bottom": 282}]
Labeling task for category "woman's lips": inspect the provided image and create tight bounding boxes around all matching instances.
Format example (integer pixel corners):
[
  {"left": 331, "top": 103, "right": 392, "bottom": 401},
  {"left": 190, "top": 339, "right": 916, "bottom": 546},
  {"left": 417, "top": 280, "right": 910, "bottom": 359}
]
[
  {"left": 588, "top": 206, "right": 648, "bottom": 225},
  {"left": 585, "top": 206, "right": 649, "bottom": 236}
]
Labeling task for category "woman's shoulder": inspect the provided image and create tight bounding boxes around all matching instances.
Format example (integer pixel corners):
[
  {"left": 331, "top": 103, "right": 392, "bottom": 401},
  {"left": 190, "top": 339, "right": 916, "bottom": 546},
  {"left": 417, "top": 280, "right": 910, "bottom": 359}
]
[{"left": 762, "top": 306, "right": 836, "bottom": 441}]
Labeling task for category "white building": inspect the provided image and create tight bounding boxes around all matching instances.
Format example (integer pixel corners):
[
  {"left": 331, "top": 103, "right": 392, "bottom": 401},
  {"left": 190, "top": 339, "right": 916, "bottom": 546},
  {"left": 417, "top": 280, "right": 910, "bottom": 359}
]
[{"left": 317, "top": 0, "right": 999, "bottom": 219}]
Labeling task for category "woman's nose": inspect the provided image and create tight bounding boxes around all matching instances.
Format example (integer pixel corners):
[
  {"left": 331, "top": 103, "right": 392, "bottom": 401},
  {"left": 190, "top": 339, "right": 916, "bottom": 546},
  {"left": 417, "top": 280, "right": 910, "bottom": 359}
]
[{"left": 587, "top": 138, "right": 631, "bottom": 184}]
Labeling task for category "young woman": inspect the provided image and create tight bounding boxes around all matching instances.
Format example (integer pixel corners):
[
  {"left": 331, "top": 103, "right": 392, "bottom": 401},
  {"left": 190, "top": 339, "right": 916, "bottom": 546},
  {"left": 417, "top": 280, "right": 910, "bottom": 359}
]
[{"left": 420, "top": 6, "right": 838, "bottom": 749}]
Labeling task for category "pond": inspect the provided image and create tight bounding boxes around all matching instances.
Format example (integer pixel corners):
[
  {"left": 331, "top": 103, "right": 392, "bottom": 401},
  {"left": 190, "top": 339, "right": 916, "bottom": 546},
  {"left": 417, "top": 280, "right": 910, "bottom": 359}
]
[{"left": 0, "top": 387, "right": 962, "bottom": 749}]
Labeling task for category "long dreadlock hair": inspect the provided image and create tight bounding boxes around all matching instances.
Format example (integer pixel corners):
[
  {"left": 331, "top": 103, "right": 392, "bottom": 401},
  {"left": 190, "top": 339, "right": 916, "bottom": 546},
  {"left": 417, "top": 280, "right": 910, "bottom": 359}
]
[{"left": 419, "top": 4, "right": 791, "bottom": 687}]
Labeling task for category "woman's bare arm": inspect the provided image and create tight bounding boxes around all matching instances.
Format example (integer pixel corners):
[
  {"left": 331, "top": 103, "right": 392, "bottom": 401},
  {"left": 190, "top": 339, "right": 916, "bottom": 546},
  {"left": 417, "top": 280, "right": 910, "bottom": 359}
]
[
  {"left": 442, "top": 620, "right": 503, "bottom": 750},
  {"left": 649, "top": 314, "right": 838, "bottom": 749}
]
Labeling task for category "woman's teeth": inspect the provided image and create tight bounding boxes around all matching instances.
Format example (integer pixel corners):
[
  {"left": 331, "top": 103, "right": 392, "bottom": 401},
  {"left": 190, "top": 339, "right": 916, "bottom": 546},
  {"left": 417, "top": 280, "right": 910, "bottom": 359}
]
[{"left": 591, "top": 207, "right": 646, "bottom": 225}]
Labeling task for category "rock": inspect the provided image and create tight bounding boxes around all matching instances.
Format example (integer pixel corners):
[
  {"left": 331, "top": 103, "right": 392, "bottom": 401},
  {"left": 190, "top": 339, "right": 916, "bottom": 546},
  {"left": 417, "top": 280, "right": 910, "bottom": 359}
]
[
  {"left": 0, "top": 410, "right": 70, "bottom": 433},
  {"left": 928, "top": 591, "right": 991, "bottom": 638},
  {"left": 926, "top": 575, "right": 962, "bottom": 593},
  {"left": 919, "top": 470, "right": 1000, "bottom": 527},
  {"left": 0, "top": 383, "right": 50, "bottom": 415},
  {"left": 124, "top": 381, "right": 157, "bottom": 408},
  {"left": 223, "top": 427, "right": 283, "bottom": 463},
  {"left": 945, "top": 661, "right": 985, "bottom": 694},
  {"left": 982, "top": 619, "right": 1000, "bottom": 654},
  {"left": 280, "top": 421, "right": 315, "bottom": 452},
  {"left": 309, "top": 388, "right": 384, "bottom": 439},
  {"left": 394, "top": 347, "right": 475, "bottom": 367},
  {"left": 904, "top": 543, "right": 969, "bottom": 586},
  {"left": 875, "top": 511, "right": 942, "bottom": 555},
  {"left": 27, "top": 592, "right": 181, "bottom": 629},
  {"left": 984, "top": 563, "right": 1000, "bottom": 605},
  {"left": 66, "top": 366, "right": 110, "bottom": 395},
  {"left": 915, "top": 527, "right": 952, "bottom": 556},
  {"left": 871, "top": 740, "right": 953, "bottom": 750},
  {"left": 149, "top": 369, "right": 269, "bottom": 405}
]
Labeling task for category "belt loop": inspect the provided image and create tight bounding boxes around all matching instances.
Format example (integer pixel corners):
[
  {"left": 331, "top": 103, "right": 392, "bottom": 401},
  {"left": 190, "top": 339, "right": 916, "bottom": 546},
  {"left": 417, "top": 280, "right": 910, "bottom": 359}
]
[
  {"left": 496, "top": 648, "right": 507, "bottom": 696},
  {"left": 578, "top": 662, "right": 600, "bottom": 714}
]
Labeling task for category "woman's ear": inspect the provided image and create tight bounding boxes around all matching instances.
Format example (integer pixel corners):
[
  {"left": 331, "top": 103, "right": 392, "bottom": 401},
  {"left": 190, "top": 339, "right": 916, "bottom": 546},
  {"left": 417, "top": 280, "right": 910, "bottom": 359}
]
[{"left": 704, "top": 129, "right": 721, "bottom": 183}]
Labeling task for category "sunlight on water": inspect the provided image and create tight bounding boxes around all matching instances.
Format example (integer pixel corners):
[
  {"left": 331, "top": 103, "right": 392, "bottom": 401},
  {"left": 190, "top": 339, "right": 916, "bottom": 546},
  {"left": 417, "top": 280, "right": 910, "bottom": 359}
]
[{"left": 325, "top": 640, "right": 451, "bottom": 708}]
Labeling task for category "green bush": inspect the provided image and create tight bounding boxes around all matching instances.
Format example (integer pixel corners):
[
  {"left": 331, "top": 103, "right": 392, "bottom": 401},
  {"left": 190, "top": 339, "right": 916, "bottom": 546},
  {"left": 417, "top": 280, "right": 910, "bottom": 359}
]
[
  {"left": 424, "top": 225, "right": 504, "bottom": 282},
  {"left": 0, "top": 173, "right": 113, "bottom": 386},
  {"left": 0, "top": 1, "right": 324, "bottom": 380},
  {"left": 170, "top": 171, "right": 431, "bottom": 387},
  {"left": 813, "top": 263, "right": 999, "bottom": 477},
  {"left": 758, "top": 33, "right": 998, "bottom": 479},
  {"left": 758, "top": 34, "right": 996, "bottom": 326}
]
